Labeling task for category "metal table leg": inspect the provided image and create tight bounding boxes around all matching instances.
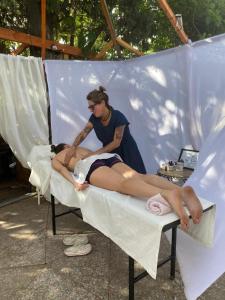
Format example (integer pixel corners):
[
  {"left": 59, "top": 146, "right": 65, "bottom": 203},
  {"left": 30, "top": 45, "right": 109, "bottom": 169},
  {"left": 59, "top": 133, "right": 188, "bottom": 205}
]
[
  {"left": 51, "top": 194, "right": 56, "bottom": 235},
  {"left": 170, "top": 227, "right": 177, "bottom": 279},
  {"left": 129, "top": 256, "right": 134, "bottom": 300}
]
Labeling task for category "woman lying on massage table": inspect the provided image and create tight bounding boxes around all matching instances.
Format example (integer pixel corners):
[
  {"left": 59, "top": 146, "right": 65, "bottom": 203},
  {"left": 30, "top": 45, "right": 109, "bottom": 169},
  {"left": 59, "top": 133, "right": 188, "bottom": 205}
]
[{"left": 51, "top": 144, "right": 203, "bottom": 230}]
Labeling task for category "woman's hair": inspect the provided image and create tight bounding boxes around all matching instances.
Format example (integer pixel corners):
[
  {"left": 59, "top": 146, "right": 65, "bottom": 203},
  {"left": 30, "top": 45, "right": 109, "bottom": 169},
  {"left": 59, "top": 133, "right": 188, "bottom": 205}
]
[
  {"left": 51, "top": 143, "right": 66, "bottom": 154},
  {"left": 86, "top": 86, "right": 112, "bottom": 110}
]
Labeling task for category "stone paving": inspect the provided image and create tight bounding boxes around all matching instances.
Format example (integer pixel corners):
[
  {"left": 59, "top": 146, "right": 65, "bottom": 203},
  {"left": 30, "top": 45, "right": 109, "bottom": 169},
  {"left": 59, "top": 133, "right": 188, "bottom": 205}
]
[{"left": 0, "top": 196, "right": 224, "bottom": 300}]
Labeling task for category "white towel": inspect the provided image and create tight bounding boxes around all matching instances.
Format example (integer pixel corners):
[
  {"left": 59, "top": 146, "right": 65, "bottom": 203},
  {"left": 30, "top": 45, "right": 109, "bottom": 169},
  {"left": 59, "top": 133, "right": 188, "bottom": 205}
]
[{"left": 146, "top": 193, "right": 172, "bottom": 215}]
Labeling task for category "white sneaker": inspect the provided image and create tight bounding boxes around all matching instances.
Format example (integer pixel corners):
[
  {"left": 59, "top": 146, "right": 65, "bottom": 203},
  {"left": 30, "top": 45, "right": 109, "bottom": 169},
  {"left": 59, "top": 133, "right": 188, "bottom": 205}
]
[
  {"left": 64, "top": 243, "right": 92, "bottom": 257},
  {"left": 62, "top": 234, "right": 88, "bottom": 246}
]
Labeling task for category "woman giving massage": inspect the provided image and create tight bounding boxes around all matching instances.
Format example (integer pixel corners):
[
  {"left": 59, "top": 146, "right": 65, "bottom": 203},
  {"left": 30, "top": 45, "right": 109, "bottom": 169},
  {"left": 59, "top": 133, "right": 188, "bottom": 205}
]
[{"left": 51, "top": 144, "right": 203, "bottom": 230}]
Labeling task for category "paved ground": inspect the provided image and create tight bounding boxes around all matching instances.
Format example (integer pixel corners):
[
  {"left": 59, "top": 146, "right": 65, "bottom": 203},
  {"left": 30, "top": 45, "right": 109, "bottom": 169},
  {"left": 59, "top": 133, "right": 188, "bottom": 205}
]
[
  {"left": 0, "top": 195, "right": 225, "bottom": 300},
  {"left": 0, "top": 180, "right": 30, "bottom": 208}
]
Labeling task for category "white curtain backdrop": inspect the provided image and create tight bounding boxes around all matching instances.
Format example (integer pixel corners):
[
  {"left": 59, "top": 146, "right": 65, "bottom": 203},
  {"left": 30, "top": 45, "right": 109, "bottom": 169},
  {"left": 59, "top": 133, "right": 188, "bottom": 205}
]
[
  {"left": 45, "top": 33, "right": 225, "bottom": 300},
  {"left": 45, "top": 35, "right": 225, "bottom": 173},
  {"left": 188, "top": 34, "right": 225, "bottom": 149},
  {"left": 0, "top": 55, "right": 49, "bottom": 167},
  {"left": 45, "top": 45, "right": 192, "bottom": 173}
]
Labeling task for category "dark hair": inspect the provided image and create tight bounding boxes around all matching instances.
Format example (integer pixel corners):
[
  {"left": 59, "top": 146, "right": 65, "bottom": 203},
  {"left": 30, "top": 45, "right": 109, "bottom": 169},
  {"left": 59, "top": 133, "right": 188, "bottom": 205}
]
[
  {"left": 51, "top": 143, "right": 66, "bottom": 154},
  {"left": 86, "top": 86, "right": 112, "bottom": 110}
]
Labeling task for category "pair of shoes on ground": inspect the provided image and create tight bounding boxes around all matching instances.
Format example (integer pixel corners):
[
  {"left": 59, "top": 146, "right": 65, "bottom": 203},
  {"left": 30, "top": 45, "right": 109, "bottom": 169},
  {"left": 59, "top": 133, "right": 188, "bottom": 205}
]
[{"left": 63, "top": 234, "right": 92, "bottom": 257}]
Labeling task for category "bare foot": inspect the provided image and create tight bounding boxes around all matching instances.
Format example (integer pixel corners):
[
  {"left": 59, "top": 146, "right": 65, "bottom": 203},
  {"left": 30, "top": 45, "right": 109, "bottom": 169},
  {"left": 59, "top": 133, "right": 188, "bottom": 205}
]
[
  {"left": 182, "top": 186, "right": 203, "bottom": 224},
  {"left": 162, "top": 189, "right": 189, "bottom": 230}
]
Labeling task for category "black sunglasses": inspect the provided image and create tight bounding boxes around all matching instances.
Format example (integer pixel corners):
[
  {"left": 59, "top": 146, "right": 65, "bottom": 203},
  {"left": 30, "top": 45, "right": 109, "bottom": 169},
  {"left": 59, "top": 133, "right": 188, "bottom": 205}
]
[{"left": 88, "top": 102, "right": 101, "bottom": 111}]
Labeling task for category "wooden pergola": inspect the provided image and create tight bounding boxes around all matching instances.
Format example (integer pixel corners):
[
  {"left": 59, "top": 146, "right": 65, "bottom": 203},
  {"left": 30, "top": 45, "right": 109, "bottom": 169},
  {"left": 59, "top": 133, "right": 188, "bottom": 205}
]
[{"left": 0, "top": 0, "right": 189, "bottom": 60}]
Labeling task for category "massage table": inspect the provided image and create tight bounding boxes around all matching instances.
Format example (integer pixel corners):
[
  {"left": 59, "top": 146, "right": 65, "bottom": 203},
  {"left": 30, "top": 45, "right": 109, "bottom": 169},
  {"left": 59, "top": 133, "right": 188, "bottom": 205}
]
[{"left": 28, "top": 145, "right": 215, "bottom": 300}]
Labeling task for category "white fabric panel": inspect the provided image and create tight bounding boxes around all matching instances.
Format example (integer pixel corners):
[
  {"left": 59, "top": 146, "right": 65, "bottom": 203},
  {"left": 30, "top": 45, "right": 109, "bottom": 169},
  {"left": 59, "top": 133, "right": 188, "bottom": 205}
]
[
  {"left": 189, "top": 34, "right": 225, "bottom": 149},
  {"left": 124, "top": 46, "right": 192, "bottom": 171},
  {"left": 80, "top": 192, "right": 214, "bottom": 280},
  {"left": 45, "top": 60, "right": 123, "bottom": 150},
  {"left": 176, "top": 36, "right": 225, "bottom": 299},
  {"left": 45, "top": 48, "right": 192, "bottom": 173},
  {"left": 0, "top": 54, "right": 48, "bottom": 167},
  {"left": 28, "top": 146, "right": 215, "bottom": 280},
  {"left": 177, "top": 118, "right": 225, "bottom": 300}
]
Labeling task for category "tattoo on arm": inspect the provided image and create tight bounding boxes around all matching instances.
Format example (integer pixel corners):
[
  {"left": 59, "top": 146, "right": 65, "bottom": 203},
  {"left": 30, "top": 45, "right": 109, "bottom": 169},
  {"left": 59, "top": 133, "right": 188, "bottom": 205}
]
[
  {"left": 73, "top": 132, "right": 85, "bottom": 146},
  {"left": 73, "top": 123, "right": 93, "bottom": 146},
  {"left": 83, "top": 126, "right": 92, "bottom": 134},
  {"left": 114, "top": 126, "right": 125, "bottom": 143}
]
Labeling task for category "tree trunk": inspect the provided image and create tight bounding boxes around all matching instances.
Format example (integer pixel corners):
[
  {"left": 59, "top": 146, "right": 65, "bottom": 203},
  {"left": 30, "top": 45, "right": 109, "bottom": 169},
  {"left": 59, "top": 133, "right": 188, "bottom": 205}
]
[{"left": 26, "top": 0, "right": 41, "bottom": 57}]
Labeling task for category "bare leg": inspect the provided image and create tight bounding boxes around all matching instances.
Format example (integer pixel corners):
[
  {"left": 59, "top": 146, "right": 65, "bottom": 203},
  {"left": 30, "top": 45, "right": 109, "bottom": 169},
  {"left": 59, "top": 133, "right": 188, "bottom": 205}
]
[
  {"left": 182, "top": 186, "right": 203, "bottom": 224},
  {"left": 112, "top": 163, "right": 193, "bottom": 228},
  {"left": 140, "top": 174, "right": 181, "bottom": 191},
  {"left": 112, "top": 163, "right": 180, "bottom": 191},
  {"left": 139, "top": 174, "right": 203, "bottom": 225},
  {"left": 90, "top": 166, "right": 189, "bottom": 230}
]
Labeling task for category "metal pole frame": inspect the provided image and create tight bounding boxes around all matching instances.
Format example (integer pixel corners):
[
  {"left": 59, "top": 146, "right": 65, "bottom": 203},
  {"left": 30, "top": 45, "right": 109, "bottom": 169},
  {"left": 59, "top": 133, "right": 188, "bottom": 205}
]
[
  {"left": 128, "top": 205, "right": 213, "bottom": 299},
  {"left": 128, "top": 224, "right": 177, "bottom": 300}
]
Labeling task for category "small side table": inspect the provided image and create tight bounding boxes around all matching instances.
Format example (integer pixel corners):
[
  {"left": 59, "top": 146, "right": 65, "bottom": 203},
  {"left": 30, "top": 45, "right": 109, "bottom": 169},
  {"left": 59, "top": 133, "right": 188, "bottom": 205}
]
[{"left": 157, "top": 168, "right": 193, "bottom": 185}]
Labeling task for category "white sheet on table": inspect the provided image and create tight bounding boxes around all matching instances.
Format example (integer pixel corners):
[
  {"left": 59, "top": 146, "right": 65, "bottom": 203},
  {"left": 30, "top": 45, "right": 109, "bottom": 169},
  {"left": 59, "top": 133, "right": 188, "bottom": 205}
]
[
  {"left": 50, "top": 168, "right": 81, "bottom": 208},
  {"left": 50, "top": 168, "right": 215, "bottom": 279},
  {"left": 29, "top": 159, "right": 51, "bottom": 195},
  {"left": 28, "top": 145, "right": 215, "bottom": 279},
  {"left": 79, "top": 189, "right": 214, "bottom": 279},
  {"left": 28, "top": 145, "right": 53, "bottom": 195}
]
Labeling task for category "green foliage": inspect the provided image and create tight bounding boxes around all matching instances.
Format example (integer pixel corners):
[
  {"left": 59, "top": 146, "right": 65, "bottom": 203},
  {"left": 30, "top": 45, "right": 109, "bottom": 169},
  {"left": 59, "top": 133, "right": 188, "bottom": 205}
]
[
  {"left": 168, "top": 0, "right": 225, "bottom": 42},
  {"left": 1, "top": 0, "right": 225, "bottom": 58}
]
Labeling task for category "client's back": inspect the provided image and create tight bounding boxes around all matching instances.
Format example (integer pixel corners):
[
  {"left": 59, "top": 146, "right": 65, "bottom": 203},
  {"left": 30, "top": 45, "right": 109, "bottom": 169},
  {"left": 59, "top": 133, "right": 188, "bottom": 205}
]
[{"left": 55, "top": 146, "right": 93, "bottom": 171}]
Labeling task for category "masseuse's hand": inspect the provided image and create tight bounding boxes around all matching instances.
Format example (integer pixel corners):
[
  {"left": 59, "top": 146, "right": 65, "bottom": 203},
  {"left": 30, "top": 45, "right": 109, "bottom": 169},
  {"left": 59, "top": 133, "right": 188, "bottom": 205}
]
[
  {"left": 80, "top": 152, "right": 93, "bottom": 160},
  {"left": 74, "top": 181, "right": 89, "bottom": 191},
  {"left": 64, "top": 146, "right": 76, "bottom": 166}
]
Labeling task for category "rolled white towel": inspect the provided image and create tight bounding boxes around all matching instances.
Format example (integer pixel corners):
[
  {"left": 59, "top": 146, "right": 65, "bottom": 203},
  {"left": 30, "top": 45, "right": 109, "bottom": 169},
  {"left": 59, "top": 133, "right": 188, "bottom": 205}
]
[{"left": 146, "top": 193, "right": 172, "bottom": 216}]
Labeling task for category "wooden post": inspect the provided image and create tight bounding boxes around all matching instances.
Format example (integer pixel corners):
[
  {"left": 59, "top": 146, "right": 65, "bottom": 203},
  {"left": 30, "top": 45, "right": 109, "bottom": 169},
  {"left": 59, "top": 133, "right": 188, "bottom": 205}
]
[
  {"left": 94, "top": 40, "right": 114, "bottom": 59},
  {"left": 116, "top": 38, "right": 144, "bottom": 56},
  {"left": 158, "top": 0, "right": 189, "bottom": 44},
  {"left": 99, "top": 0, "right": 143, "bottom": 57},
  {"left": 99, "top": 0, "right": 117, "bottom": 46},
  {"left": 41, "top": 0, "right": 46, "bottom": 59}
]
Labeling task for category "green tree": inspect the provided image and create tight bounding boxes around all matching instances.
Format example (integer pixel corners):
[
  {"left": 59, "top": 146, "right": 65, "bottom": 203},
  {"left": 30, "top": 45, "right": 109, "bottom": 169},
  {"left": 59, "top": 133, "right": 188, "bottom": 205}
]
[{"left": 1, "top": 0, "right": 225, "bottom": 58}]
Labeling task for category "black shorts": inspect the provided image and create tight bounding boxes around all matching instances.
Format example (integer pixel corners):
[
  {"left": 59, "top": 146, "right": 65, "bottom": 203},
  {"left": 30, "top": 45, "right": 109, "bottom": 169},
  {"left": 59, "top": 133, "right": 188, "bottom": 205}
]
[{"left": 85, "top": 156, "right": 121, "bottom": 183}]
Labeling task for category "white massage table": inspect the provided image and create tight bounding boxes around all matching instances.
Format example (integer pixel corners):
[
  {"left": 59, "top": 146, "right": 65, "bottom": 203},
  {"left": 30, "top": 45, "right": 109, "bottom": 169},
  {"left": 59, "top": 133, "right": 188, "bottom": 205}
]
[{"left": 28, "top": 146, "right": 216, "bottom": 300}]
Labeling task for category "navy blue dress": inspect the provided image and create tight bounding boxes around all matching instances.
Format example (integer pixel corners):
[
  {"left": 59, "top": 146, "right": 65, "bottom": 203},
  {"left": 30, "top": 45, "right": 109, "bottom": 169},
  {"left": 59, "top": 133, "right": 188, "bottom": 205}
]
[{"left": 89, "top": 109, "right": 146, "bottom": 174}]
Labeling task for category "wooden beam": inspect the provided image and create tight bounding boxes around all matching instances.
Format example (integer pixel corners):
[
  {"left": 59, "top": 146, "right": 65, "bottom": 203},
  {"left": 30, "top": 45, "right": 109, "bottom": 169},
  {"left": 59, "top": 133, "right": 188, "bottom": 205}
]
[
  {"left": 41, "top": 0, "right": 46, "bottom": 59},
  {"left": 158, "top": 0, "right": 189, "bottom": 44},
  {"left": 116, "top": 37, "right": 144, "bottom": 56},
  {"left": 94, "top": 40, "right": 113, "bottom": 59},
  {"left": 99, "top": 0, "right": 143, "bottom": 57},
  {"left": 0, "top": 27, "right": 83, "bottom": 57},
  {"left": 11, "top": 43, "right": 29, "bottom": 56},
  {"left": 99, "top": 0, "right": 117, "bottom": 46}
]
